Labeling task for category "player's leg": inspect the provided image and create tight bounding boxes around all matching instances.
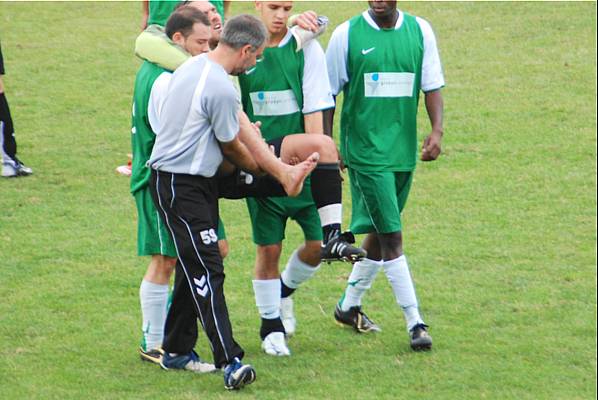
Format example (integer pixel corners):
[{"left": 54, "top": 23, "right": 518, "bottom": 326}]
[
  {"left": 280, "top": 240, "right": 320, "bottom": 337},
  {"left": 247, "top": 197, "right": 290, "bottom": 356},
  {"left": 377, "top": 172, "right": 431, "bottom": 350},
  {"left": 279, "top": 134, "right": 366, "bottom": 262},
  {"left": 238, "top": 111, "right": 318, "bottom": 197},
  {"left": 139, "top": 255, "right": 176, "bottom": 362},
  {"left": 134, "top": 186, "right": 177, "bottom": 362},
  {"left": 334, "top": 168, "right": 402, "bottom": 333},
  {"left": 279, "top": 202, "right": 323, "bottom": 336},
  {"left": 217, "top": 217, "right": 229, "bottom": 259},
  {"left": 0, "top": 91, "right": 31, "bottom": 177},
  {"left": 151, "top": 171, "right": 252, "bottom": 383},
  {"left": 334, "top": 232, "right": 383, "bottom": 333},
  {"left": 253, "top": 243, "right": 291, "bottom": 356}
]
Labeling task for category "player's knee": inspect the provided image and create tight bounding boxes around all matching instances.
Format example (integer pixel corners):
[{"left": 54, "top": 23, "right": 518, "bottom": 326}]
[
  {"left": 156, "top": 255, "right": 176, "bottom": 274},
  {"left": 313, "top": 135, "right": 337, "bottom": 161},
  {"left": 255, "top": 244, "right": 282, "bottom": 277},
  {"left": 300, "top": 242, "right": 322, "bottom": 266},
  {"left": 218, "top": 240, "right": 229, "bottom": 259}
]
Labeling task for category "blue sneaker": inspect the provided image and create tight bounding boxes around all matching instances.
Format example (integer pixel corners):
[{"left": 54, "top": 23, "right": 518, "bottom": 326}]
[
  {"left": 223, "top": 357, "right": 256, "bottom": 390},
  {"left": 160, "top": 350, "right": 217, "bottom": 373}
]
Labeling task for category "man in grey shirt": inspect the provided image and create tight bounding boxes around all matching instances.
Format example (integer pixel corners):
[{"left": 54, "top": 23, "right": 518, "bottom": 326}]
[{"left": 147, "top": 15, "right": 271, "bottom": 390}]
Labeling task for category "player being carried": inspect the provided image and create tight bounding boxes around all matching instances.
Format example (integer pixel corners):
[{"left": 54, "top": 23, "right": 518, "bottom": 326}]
[{"left": 135, "top": 1, "right": 366, "bottom": 265}]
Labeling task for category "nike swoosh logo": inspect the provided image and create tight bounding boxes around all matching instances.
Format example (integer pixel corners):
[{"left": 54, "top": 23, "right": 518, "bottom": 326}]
[{"left": 361, "top": 47, "right": 375, "bottom": 55}]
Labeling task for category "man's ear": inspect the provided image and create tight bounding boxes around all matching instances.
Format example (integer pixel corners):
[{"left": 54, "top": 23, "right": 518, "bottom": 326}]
[
  {"left": 171, "top": 31, "right": 184, "bottom": 46},
  {"left": 240, "top": 44, "right": 253, "bottom": 57}
]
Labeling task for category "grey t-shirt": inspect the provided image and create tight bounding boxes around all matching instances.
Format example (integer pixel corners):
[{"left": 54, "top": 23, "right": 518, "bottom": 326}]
[{"left": 148, "top": 54, "right": 239, "bottom": 177}]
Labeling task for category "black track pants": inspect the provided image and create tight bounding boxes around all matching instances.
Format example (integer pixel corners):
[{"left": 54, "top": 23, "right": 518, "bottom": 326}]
[{"left": 150, "top": 170, "right": 244, "bottom": 368}]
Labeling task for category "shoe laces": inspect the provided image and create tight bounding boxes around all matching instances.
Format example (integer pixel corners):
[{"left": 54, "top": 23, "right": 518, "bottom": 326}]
[{"left": 225, "top": 357, "right": 242, "bottom": 374}]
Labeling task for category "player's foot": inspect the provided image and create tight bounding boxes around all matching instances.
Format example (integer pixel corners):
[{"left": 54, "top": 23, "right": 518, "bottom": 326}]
[
  {"left": 160, "top": 350, "right": 217, "bottom": 373},
  {"left": 2, "top": 160, "right": 32, "bottom": 178},
  {"left": 281, "top": 152, "right": 319, "bottom": 197},
  {"left": 224, "top": 357, "right": 256, "bottom": 390},
  {"left": 321, "top": 231, "right": 367, "bottom": 263},
  {"left": 261, "top": 332, "right": 291, "bottom": 356},
  {"left": 409, "top": 323, "right": 432, "bottom": 351},
  {"left": 280, "top": 297, "right": 296, "bottom": 337},
  {"left": 139, "top": 346, "right": 164, "bottom": 364},
  {"left": 334, "top": 304, "right": 381, "bottom": 333}
]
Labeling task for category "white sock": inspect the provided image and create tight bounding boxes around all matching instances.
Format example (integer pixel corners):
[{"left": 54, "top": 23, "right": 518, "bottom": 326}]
[
  {"left": 339, "top": 258, "right": 382, "bottom": 311},
  {"left": 252, "top": 279, "right": 281, "bottom": 319},
  {"left": 280, "top": 249, "right": 320, "bottom": 289},
  {"left": 317, "top": 204, "right": 342, "bottom": 227},
  {"left": 383, "top": 255, "right": 424, "bottom": 330},
  {"left": 139, "top": 280, "right": 169, "bottom": 350}
]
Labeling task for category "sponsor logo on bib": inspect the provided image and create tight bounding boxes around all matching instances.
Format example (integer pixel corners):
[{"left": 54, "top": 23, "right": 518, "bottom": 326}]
[
  {"left": 250, "top": 89, "right": 300, "bottom": 116},
  {"left": 364, "top": 72, "right": 415, "bottom": 98}
]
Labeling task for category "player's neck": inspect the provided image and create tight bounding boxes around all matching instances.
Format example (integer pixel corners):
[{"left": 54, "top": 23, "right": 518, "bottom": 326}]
[
  {"left": 267, "top": 27, "right": 288, "bottom": 47},
  {"left": 208, "top": 47, "right": 235, "bottom": 74},
  {"left": 368, "top": 9, "right": 398, "bottom": 29}
]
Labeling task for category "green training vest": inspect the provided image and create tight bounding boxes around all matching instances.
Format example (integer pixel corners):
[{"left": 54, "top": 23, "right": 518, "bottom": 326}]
[
  {"left": 341, "top": 12, "right": 423, "bottom": 171},
  {"left": 238, "top": 36, "right": 305, "bottom": 141},
  {"left": 130, "top": 61, "right": 170, "bottom": 194}
]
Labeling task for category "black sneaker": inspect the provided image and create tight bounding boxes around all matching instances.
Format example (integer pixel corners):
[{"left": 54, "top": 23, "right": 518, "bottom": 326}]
[
  {"left": 139, "top": 347, "right": 164, "bottom": 364},
  {"left": 334, "top": 304, "right": 381, "bottom": 333},
  {"left": 321, "top": 232, "right": 367, "bottom": 263},
  {"left": 409, "top": 323, "right": 432, "bottom": 351}
]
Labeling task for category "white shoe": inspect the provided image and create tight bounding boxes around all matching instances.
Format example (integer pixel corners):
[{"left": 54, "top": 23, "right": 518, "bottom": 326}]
[
  {"left": 280, "top": 297, "right": 296, "bottom": 337},
  {"left": 2, "top": 161, "right": 32, "bottom": 177},
  {"left": 261, "top": 332, "right": 290, "bottom": 356}
]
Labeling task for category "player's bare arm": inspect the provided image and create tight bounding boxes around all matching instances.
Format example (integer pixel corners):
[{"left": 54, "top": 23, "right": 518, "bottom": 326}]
[{"left": 421, "top": 89, "right": 444, "bottom": 162}]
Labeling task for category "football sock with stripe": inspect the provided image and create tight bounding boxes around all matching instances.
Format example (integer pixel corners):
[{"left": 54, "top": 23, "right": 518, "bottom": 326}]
[
  {"left": 310, "top": 163, "right": 342, "bottom": 244},
  {"left": 139, "top": 280, "right": 169, "bottom": 350},
  {"left": 383, "top": 255, "right": 424, "bottom": 331},
  {"left": 253, "top": 279, "right": 284, "bottom": 339},
  {"left": 338, "top": 258, "right": 382, "bottom": 311}
]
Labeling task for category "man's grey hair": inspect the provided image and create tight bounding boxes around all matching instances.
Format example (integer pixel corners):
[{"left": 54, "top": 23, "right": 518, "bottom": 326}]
[{"left": 220, "top": 14, "right": 268, "bottom": 50}]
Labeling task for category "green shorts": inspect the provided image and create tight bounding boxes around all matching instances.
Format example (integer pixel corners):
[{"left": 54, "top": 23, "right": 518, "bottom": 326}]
[
  {"left": 134, "top": 187, "right": 177, "bottom": 257},
  {"left": 348, "top": 169, "right": 413, "bottom": 234},
  {"left": 246, "top": 180, "right": 322, "bottom": 245}
]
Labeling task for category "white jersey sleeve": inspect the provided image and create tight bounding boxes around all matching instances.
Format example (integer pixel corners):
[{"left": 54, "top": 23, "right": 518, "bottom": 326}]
[
  {"left": 148, "top": 72, "right": 172, "bottom": 134},
  {"left": 325, "top": 21, "right": 350, "bottom": 96},
  {"left": 415, "top": 17, "right": 445, "bottom": 92},
  {"left": 301, "top": 39, "right": 335, "bottom": 114}
]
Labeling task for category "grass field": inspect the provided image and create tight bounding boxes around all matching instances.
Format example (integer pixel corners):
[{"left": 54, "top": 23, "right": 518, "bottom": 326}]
[{"left": 0, "top": 1, "right": 596, "bottom": 399}]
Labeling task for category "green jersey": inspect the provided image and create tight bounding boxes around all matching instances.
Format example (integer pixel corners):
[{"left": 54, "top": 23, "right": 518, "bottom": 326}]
[
  {"left": 238, "top": 36, "right": 305, "bottom": 141},
  {"left": 130, "top": 61, "right": 170, "bottom": 194},
  {"left": 147, "top": 0, "right": 180, "bottom": 27},
  {"left": 340, "top": 12, "right": 423, "bottom": 172}
]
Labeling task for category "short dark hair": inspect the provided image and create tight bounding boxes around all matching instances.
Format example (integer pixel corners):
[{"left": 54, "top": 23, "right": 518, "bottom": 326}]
[
  {"left": 220, "top": 14, "right": 268, "bottom": 50},
  {"left": 165, "top": 5, "right": 210, "bottom": 39}
]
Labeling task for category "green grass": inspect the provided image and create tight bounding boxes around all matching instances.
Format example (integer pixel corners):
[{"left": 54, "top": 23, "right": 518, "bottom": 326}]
[{"left": 0, "top": 2, "right": 596, "bottom": 399}]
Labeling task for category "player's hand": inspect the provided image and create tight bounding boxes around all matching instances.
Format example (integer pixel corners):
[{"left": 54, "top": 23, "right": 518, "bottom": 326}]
[
  {"left": 140, "top": 14, "right": 149, "bottom": 31},
  {"left": 251, "top": 121, "right": 263, "bottom": 137},
  {"left": 0, "top": 76, "right": 4, "bottom": 94},
  {"left": 293, "top": 11, "right": 319, "bottom": 32},
  {"left": 421, "top": 130, "right": 443, "bottom": 161}
]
